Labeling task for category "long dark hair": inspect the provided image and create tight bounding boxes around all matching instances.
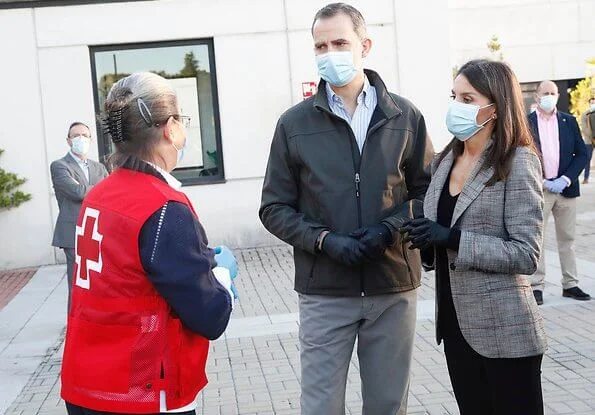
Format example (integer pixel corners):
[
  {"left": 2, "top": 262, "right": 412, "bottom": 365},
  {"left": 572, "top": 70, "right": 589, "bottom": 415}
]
[{"left": 438, "top": 59, "right": 537, "bottom": 185}]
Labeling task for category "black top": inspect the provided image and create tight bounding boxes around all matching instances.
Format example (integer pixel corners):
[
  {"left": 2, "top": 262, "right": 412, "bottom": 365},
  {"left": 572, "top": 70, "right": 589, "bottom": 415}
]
[{"left": 436, "top": 167, "right": 460, "bottom": 338}]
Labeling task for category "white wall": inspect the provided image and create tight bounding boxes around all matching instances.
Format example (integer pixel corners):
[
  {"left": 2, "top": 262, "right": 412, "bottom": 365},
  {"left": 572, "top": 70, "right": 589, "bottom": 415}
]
[
  {"left": 0, "top": 10, "right": 55, "bottom": 269},
  {"left": 449, "top": 0, "right": 595, "bottom": 82},
  {"left": 0, "top": 0, "right": 452, "bottom": 269},
  {"left": 394, "top": 0, "right": 453, "bottom": 150}
]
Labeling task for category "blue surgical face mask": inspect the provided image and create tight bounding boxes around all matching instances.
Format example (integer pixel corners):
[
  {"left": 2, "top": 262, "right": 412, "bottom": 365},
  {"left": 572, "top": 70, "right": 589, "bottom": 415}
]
[
  {"left": 446, "top": 100, "right": 495, "bottom": 142},
  {"left": 316, "top": 51, "right": 358, "bottom": 87},
  {"left": 539, "top": 94, "right": 558, "bottom": 113},
  {"left": 172, "top": 135, "right": 187, "bottom": 164}
]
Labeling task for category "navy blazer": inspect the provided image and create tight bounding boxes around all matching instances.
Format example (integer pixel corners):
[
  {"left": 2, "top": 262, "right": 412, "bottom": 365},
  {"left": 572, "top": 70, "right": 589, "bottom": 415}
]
[{"left": 528, "top": 111, "right": 587, "bottom": 198}]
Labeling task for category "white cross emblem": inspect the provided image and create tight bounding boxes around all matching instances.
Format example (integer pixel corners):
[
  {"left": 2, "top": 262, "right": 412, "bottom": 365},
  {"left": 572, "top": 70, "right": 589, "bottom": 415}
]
[{"left": 74, "top": 207, "right": 103, "bottom": 290}]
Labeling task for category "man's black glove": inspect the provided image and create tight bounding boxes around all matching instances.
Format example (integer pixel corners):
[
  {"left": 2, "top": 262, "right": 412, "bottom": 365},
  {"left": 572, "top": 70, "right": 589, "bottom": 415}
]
[
  {"left": 322, "top": 233, "right": 366, "bottom": 266},
  {"left": 399, "top": 218, "right": 460, "bottom": 250},
  {"left": 350, "top": 224, "right": 393, "bottom": 260}
]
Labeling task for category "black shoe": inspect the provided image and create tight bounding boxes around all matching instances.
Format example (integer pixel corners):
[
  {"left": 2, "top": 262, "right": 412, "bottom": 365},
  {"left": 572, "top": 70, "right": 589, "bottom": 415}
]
[
  {"left": 562, "top": 287, "right": 591, "bottom": 301},
  {"left": 533, "top": 290, "right": 543, "bottom": 305}
]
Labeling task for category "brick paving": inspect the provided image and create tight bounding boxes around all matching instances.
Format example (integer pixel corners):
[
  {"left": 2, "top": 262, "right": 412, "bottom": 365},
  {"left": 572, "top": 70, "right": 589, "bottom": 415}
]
[
  {"left": 0, "top": 268, "right": 37, "bottom": 310},
  {"left": 4, "top": 184, "right": 595, "bottom": 415}
]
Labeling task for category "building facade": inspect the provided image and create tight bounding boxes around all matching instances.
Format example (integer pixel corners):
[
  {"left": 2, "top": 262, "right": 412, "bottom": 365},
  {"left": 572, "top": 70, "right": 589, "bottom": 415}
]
[{"left": 0, "top": 0, "right": 592, "bottom": 269}]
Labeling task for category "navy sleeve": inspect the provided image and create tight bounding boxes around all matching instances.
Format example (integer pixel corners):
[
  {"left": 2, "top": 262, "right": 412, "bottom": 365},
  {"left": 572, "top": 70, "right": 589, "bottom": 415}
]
[
  {"left": 139, "top": 201, "right": 232, "bottom": 340},
  {"left": 561, "top": 116, "right": 588, "bottom": 182}
]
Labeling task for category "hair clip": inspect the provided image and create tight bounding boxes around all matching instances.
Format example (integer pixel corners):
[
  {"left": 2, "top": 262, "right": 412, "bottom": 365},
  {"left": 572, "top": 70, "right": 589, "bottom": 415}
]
[
  {"left": 137, "top": 98, "right": 153, "bottom": 127},
  {"left": 105, "top": 107, "right": 126, "bottom": 143}
]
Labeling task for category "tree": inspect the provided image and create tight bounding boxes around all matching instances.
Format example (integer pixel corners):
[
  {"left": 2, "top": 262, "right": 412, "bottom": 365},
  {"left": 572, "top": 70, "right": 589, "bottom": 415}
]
[
  {"left": 0, "top": 149, "right": 32, "bottom": 210},
  {"left": 569, "top": 58, "right": 595, "bottom": 123},
  {"left": 453, "top": 34, "right": 504, "bottom": 78},
  {"left": 179, "top": 52, "right": 200, "bottom": 77},
  {"left": 486, "top": 35, "right": 504, "bottom": 61}
]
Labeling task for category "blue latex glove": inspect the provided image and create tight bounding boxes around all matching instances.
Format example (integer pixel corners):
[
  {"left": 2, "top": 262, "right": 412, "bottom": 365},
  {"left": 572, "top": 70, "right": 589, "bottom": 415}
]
[
  {"left": 230, "top": 284, "right": 239, "bottom": 300},
  {"left": 545, "top": 178, "right": 567, "bottom": 194},
  {"left": 214, "top": 245, "right": 239, "bottom": 300},
  {"left": 214, "top": 245, "right": 237, "bottom": 279}
]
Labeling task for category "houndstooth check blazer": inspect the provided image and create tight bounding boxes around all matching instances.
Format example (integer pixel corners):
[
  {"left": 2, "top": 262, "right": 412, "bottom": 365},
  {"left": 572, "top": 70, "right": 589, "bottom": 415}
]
[{"left": 424, "top": 143, "right": 548, "bottom": 358}]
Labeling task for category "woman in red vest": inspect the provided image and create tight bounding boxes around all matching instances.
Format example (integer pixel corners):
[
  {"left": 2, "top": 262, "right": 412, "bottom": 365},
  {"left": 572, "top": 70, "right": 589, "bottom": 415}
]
[{"left": 61, "top": 72, "right": 237, "bottom": 415}]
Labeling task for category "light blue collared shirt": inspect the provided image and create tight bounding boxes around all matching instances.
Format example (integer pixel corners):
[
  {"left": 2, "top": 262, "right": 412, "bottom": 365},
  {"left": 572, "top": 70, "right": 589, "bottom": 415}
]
[{"left": 326, "top": 76, "right": 377, "bottom": 153}]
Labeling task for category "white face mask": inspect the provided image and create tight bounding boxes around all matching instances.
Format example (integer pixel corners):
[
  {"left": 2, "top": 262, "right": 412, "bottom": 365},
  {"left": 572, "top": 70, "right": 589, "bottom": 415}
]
[
  {"left": 71, "top": 135, "right": 90, "bottom": 156},
  {"left": 539, "top": 95, "right": 558, "bottom": 113},
  {"left": 590, "top": 103, "right": 595, "bottom": 112}
]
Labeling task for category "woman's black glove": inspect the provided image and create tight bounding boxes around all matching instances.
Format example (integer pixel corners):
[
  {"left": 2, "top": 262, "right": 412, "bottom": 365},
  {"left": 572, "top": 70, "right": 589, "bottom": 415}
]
[{"left": 399, "top": 218, "right": 460, "bottom": 250}]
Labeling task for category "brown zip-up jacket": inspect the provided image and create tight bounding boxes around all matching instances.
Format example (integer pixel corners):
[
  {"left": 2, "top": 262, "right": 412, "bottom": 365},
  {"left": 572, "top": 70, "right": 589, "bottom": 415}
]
[{"left": 259, "top": 69, "right": 434, "bottom": 296}]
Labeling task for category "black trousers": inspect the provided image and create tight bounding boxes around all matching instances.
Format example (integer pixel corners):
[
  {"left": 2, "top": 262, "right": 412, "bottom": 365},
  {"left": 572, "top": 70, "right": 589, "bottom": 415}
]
[
  {"left": 65, "top": 402, "right": 195, "bottom": 415},
  {"left": 443, "top": 330, "right": 544, "bottom": 415}
]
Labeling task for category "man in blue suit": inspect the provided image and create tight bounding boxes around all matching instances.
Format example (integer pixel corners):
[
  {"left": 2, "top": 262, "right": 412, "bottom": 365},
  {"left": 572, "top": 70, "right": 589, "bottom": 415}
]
[{"left": 528, "top": 80, "right": 591, "bottom": 304}]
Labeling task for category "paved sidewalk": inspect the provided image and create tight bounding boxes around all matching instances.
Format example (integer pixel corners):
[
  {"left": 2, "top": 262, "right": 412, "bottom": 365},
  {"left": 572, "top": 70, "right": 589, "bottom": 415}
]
[
  {"left": 0, "top": 268, "right": 38, "bottom": 310},
  {"left": 3, "top": 184, "right": 595, "bottom": 414}
]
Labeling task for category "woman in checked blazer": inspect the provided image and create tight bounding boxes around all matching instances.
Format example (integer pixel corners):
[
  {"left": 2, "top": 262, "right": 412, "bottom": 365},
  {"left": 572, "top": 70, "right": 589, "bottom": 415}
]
[{"left": 400, "top": 59, "right": 547, "bottom": 415}]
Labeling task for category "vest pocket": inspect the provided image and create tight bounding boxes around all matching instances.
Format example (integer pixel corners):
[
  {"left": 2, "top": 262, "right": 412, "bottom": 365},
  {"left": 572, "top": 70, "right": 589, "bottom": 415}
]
[{"left": 63, "top": 316, "right": 138, "bottom": 393}]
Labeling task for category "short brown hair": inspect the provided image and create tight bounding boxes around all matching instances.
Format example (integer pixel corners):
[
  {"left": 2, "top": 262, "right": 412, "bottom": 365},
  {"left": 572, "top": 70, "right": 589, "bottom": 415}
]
[
  {"left": 67, "top": 122, "right": 89, "bottom": 137},
  {"left": 311, "top": 3, "right": 367, "bottom": 39}
]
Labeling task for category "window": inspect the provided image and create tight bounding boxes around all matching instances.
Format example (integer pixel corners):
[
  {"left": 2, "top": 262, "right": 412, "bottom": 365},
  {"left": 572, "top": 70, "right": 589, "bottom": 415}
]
[
  {"left": 521, "top": 82, "right": 539, "bottom": 114},
  {"left": 90, "top": 39, "right": 224, "bottom": 185}
]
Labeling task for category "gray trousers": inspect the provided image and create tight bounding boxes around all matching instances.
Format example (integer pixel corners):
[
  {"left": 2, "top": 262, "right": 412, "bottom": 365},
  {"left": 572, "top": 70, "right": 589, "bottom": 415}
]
[
  {"left": 530, "top": 192, "right": 579, "bottom": 291},
  {"left": 298, "top": 290, "right": 417, "bottom": 415},
  {"left": 63, "top": 248, "right": 75, "bottom": 312}
]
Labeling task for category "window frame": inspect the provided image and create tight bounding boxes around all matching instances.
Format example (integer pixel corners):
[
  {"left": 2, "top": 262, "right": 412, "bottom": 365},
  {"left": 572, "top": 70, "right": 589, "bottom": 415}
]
[{"left": 89, "top": 38, "right": 226, "bottom": 186}]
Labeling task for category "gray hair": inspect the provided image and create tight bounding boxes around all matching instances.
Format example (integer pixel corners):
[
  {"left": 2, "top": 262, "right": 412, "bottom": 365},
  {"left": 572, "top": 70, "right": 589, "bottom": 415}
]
[
  {"left": 102, "top": 72, "right": 178, "bottom": 170},
  {"left": 311, "top": 2, "right": 367, "bottom": 39}
]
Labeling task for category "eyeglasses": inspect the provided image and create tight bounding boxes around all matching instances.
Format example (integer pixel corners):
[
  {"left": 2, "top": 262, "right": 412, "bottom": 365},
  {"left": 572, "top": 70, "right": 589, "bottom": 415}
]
[
  {"left": 174, "top": 115, "right": 191, "bottom": 128},
  {"left": 151, "top": 114, "right": 192, "bottom": 128}
]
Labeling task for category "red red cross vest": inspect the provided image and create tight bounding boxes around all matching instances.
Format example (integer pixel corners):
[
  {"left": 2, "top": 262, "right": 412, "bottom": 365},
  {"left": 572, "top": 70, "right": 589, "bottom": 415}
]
[{"left": 61, "top": 168, "right": 209, "bottom": 413}]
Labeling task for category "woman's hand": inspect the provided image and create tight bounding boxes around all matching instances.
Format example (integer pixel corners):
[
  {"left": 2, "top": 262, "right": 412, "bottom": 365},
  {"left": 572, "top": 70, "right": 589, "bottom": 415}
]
[{"left": 399, "top": 218, "right": 454, "bottom": 250}]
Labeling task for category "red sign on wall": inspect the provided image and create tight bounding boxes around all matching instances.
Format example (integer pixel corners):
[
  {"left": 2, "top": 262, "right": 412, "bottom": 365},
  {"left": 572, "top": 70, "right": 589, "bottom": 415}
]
[{"left": 302, "top": 82, "right": 318, "bottom": 100}]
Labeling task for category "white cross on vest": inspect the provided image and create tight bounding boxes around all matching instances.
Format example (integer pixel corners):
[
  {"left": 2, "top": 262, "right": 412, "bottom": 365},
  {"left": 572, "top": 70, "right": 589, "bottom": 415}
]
[{"left": 74, "top": 207, "right": 103, "bottom": 290}]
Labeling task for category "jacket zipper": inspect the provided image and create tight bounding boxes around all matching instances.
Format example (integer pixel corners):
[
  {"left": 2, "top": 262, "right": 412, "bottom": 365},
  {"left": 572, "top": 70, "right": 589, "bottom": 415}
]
[
  {"left": 320, "top": 109, "right": 394, "bottom": 296},
  {"left": 345, "top": 129, "right": 365, "bottom": 295},
  {"left": 358, "top": 119, "right": 391, "bottom": 295},
  {"left": 353, "top": 120, "right": 389, "bottom": 296}
]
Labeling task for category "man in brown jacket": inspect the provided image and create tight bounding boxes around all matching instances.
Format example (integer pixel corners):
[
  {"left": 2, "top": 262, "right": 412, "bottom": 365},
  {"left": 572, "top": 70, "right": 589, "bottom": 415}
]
[
  {"left": 580, "top": 97, "right": 595, "bottom": 184},
  {"left": 259, "top": 4, "right": 433, "bottom": 414}
]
